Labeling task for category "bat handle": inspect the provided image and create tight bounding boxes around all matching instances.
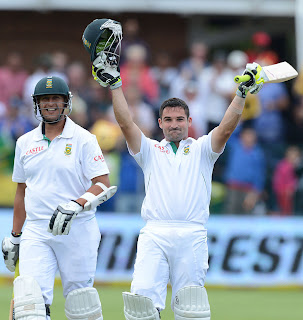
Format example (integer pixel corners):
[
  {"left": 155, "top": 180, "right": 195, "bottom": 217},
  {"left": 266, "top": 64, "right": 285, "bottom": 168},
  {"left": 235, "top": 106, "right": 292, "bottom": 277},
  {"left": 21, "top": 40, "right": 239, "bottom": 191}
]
[{"left": 234, "top": 74, "right": 251, "bottom": 83}]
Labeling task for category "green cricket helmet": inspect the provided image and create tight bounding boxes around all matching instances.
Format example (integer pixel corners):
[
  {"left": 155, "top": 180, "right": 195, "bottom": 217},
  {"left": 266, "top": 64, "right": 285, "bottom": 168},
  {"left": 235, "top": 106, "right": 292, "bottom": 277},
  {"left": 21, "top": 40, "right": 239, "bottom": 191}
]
[
  {"left": 32, "top": 76, "right": 73, "bottom": 123},
  {"left": 82, "top": 18, "right": 122, "bottom": 66}
]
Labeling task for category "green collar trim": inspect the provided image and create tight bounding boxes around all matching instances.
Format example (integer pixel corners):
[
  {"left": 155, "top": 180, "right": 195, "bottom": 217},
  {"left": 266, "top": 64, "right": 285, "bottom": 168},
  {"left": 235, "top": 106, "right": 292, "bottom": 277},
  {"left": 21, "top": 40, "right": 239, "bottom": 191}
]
[
  {"left": 43, "top": 134, "right": 51, "bottom": 147},
  {"left": 169, "top": 141, "right": 178, "bottom": 154}
]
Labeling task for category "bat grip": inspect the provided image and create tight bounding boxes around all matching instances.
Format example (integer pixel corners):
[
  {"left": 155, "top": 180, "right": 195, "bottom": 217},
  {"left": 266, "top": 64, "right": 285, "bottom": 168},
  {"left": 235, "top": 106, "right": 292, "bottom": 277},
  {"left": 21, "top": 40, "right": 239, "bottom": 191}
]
[{"left": 234, "top": 74, "right": 251, "bottom": 83}]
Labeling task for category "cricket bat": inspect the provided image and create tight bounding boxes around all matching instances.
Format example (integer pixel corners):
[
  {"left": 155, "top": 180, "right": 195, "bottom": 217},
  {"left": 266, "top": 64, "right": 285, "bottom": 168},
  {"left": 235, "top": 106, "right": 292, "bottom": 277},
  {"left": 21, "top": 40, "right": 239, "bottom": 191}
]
[
  {"left": 234, "top": 61, "right": 298, "bottom": 84},
  {"left": 9, "top": 260, "right": 19, "bottom": 320}
]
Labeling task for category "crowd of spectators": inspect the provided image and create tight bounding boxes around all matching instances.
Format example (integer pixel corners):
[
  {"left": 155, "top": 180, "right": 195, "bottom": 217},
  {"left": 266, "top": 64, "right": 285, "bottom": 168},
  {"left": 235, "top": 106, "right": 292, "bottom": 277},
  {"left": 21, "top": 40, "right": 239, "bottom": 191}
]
[{"left": 0, "top": 22, "right": 302, "bottom": 215}]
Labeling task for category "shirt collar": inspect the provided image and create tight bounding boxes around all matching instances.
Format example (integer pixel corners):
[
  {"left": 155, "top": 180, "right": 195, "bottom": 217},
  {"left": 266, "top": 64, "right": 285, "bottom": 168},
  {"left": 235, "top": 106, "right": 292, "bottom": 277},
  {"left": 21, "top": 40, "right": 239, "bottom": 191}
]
[
  {"left": 159, "top": 137, "right": 194, "bottom": 147},
  {"left": 32, "top": 117, "right": 75, "bottom": 141}
]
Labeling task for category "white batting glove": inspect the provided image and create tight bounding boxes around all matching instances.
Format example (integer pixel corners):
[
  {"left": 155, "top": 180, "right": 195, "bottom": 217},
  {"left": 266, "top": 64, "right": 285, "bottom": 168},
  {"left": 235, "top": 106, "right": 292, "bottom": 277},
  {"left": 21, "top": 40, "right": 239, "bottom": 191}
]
[
  {"left": 92, "top": 62, "right": 122, "bottom": 90},
  {"left": 236, "top": 62, "right": 266, "bottom": 98},
  {"left": 2, "top": 235, "right": 20, "bottom": 272},
  {"left": 47, "top": 201, "right": 83, "bottom": 236}
]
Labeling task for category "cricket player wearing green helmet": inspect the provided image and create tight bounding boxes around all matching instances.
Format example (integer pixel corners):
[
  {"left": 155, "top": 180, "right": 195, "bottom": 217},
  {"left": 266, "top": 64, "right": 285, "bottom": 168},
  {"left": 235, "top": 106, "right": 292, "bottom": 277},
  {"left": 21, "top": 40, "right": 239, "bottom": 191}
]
[{"left": 2, "top": 75, "right": 117, "bottom": 319}]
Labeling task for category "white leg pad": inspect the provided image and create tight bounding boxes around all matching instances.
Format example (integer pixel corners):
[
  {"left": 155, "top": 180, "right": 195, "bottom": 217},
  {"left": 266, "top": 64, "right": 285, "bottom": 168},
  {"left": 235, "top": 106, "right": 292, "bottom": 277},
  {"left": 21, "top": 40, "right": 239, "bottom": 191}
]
[
  {"left": 13, "top": 275, "right": 46, "bottom": 320},
  {"left": 174, "top": 286, "right": 210, "bottom": 320},
  {"left": 65, "top": 287, "right": 103, "bottom": 320},
  {"left": 122, "top": 292, "right": 160, "bottom": 320}
]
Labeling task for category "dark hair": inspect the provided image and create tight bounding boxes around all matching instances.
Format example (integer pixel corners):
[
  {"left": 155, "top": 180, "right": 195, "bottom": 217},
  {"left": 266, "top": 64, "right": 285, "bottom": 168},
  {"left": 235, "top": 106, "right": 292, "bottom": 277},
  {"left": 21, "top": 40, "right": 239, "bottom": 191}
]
[{"left": 159, "top": 98, "right": 190, "bottom": 118}]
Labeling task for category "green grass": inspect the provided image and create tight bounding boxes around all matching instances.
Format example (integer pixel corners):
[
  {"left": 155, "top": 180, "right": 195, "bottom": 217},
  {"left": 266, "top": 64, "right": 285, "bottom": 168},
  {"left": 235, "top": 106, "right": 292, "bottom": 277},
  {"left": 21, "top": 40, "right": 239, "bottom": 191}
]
[{"left": 1, "top": 281, "right": 302, "bottom": 319}]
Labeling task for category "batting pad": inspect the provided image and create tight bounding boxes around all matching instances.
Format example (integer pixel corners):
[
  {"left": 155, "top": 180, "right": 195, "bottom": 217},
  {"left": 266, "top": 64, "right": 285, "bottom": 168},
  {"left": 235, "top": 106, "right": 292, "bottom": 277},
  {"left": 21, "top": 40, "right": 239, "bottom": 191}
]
[
  {"left": 122, "top": 292, "right": 160, "bottom": 320},
  {"left": 65, "top": 287, "right": 103, "bottom": 320},
  {"left": 174, "top": 286, "right": 210, "bottom": 320},
  {"left": 13, "top": 275, "right": 46, "bottom": 319}
]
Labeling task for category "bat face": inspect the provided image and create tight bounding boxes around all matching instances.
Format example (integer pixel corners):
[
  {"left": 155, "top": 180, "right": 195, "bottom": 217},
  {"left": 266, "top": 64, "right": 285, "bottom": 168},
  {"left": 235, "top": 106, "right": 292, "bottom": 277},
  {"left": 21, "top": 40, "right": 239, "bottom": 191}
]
[
  {"left": 234, "top": 61, "right": 298, "bottom": 84},
  {"left": 262, "top": 61, "right": 298, "bottom": 83}
]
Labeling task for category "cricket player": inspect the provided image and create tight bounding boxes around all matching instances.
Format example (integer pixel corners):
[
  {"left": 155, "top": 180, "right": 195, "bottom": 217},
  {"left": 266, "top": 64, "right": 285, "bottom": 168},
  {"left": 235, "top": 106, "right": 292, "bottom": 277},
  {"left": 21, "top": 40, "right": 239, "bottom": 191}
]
[
  {"left": 95, "top": 66, "right": 264, "bottom": 319},
  {"left": 83, "top": 18, "right": 265, "bottom": 320},
  {"left": 2, "top": 76, "right": 116, "bottom": 320}
]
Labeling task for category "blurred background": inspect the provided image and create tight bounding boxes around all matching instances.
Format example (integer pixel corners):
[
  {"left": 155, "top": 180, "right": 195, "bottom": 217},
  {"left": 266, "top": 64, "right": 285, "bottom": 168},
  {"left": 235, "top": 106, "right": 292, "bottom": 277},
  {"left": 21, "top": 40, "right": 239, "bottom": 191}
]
[{"left": 0, "top": 0, "right": 302, "bottom": 319}]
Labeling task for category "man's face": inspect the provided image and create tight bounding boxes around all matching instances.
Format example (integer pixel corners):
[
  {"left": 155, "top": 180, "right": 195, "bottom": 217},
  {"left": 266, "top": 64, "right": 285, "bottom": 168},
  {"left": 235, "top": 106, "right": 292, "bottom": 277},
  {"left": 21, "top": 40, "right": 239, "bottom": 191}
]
[
  {"left": 39, "top": 94, "right": 66, "bottom": 123},
  {"left": 158, "top": 107, "right": 192, "bottom": 142}
]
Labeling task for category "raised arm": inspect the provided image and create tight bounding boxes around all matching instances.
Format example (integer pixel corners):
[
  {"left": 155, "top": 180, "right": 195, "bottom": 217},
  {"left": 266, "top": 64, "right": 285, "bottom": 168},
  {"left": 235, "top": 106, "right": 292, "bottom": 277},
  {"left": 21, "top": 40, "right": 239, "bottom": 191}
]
[
  {"left": 92, "top": 66, "right": 142, "bottom": 154},
  {"left": 212, "top": 96, "right": 245, "bottom": 153},
  {"left": 212, "top": 62, "right": 265, "bottom": 153},
  {"left": 111, "top": 87, "right": 142, "bottom": 154}
]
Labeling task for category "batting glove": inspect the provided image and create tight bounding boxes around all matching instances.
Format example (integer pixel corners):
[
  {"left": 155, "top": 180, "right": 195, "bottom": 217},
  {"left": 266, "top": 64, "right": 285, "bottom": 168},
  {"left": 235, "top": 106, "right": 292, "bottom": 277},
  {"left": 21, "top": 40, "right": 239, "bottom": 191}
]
[
  {"left": 92, "top": 62, "right": 122, "bottom": 90},
  {"left": 47, "top": 201, "right": 83, "bottom": 236},
  {"left": 236, "top": 62, "right": 265, "bottom": 98},
  {"left": 2, "top": 234, "right": 21, "bottom": 272}
]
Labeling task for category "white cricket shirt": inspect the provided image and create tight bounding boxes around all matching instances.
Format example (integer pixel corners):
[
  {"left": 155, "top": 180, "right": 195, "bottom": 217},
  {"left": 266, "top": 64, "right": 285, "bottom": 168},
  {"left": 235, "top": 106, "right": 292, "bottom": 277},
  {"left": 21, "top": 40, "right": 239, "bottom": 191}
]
[
  {"left": 130, "top": 131, "right": 223, "bottom": 225},
  {"left": 12, "top": 117, "right": 109, "bottom": 220}
]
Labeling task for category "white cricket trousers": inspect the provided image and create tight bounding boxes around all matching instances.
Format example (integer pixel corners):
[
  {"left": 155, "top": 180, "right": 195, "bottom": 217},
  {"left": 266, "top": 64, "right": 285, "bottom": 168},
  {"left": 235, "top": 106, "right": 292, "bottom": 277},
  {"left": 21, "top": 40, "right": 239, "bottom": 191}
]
[
  {"left": 19, "top": 217, "right": 101, "bottom": 306},
  {"left": 131, "top": 221, "right": 208, "bottom": 311}
]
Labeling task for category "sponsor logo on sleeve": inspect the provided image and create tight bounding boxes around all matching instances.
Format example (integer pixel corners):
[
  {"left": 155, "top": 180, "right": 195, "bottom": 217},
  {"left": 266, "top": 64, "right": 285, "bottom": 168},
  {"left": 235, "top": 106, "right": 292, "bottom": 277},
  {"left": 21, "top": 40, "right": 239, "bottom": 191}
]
[{"left": 94, "top": 155, "right": 105, "bottom": 162}]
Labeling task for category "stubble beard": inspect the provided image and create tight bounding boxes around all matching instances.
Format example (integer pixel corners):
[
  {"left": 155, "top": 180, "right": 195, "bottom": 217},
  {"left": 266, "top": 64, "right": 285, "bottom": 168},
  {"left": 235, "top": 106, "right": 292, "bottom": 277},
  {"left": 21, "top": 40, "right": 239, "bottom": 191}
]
[{"left": 166, "top": 129, "right": 184, "bottom": 143}]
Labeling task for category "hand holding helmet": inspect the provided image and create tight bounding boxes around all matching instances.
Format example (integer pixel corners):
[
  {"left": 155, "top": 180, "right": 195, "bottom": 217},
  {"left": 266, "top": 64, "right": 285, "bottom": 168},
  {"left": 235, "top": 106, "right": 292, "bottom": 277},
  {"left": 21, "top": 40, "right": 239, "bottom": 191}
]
[
  {"left": 82, "top": 18, "right": 123, "bottom": 67},
  {"left": 82, "top": 18, "right": 123, "bottom": 90}
]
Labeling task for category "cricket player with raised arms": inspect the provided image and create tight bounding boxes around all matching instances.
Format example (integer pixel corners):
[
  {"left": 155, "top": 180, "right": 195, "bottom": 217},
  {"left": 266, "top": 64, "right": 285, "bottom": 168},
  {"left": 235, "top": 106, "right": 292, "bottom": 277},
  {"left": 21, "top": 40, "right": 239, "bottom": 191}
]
[
  {"left": 2, "top": 75, "right": 117, "bottom": 319},
  {"left": 82, "top": 18, "right": 267, "bottom": 320}
]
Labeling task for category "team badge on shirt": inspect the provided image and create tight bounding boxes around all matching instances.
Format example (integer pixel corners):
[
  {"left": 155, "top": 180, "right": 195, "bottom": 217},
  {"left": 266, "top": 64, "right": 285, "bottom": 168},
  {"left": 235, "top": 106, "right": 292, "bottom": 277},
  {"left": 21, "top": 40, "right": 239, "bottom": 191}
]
[
  {"left": 183, "top": 145, "right": 190, "bottom": 155},
  {"left": 64, "top": 144, "right": 72, "bottom": 156}
]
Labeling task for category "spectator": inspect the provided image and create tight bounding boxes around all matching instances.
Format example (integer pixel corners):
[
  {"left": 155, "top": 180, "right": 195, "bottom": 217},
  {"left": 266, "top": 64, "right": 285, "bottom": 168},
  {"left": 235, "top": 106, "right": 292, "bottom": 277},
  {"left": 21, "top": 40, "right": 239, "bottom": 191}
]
[
  {"left": 170, "top": 40, "right": 208, "bottom": 99},
  {"left": 273, "top": 146, "right": 301, "bottom": 215},
  {"left": 0, "top": 97, "right": 33, "bottom": 171},
  {"left": 67, "top": 62, "right": 90, "bottom": 128},
  {"left": 51, "top": 50, "right": 69, "bottom": 77},
  {"left": 224, "top": 127, "right": 266, "bottom": 214},
  {"left": 86, "top": 79, "right": 111, "bottom": 128},
  {"left": 120, "top": 44, "right": 159, "bottom": 105},
  {"left": 253, "top": 74, "right": 289, "bottom": 169},
  {"left": 151, "top": 51, "right": 178, "bottom": 105},
  {"left": 286, "top": 96, "right": 303, "bottom": 146},
  {"left": 182, "top": 81, "right": 206, "bottom": 138},
  {"left": 179, "top": 40, "right": 208, "bottom": 81},
  {"left": 200, "top": 50, "right": 235, "bottom": 132},
  {"left": 0, "top": 97, "right": 33, "bottom": 142},
  {"left": 120, "top": 18, "right": 150, "bottom": 65},
  {"left": 246, "top": 31, "right": 279, "bottom": 65},
  {"left": 0, "top": 52, "right": 28, "bottom": 112}
]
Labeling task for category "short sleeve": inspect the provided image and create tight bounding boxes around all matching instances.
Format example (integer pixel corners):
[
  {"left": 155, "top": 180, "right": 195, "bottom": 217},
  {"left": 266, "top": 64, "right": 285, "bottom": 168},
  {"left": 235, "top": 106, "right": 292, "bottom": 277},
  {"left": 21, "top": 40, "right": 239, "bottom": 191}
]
[
  {"left": 12, "top": 141, "right": 26, "bottom": 183},
  {"left": 198, "top": 130, "right": 225, "bottom": 166},
  {"left": 127, "top": 132, "right": 151, "bottom": 170},
  {"left": 81, "top": 135, "right": 109, "bottom": 180}
]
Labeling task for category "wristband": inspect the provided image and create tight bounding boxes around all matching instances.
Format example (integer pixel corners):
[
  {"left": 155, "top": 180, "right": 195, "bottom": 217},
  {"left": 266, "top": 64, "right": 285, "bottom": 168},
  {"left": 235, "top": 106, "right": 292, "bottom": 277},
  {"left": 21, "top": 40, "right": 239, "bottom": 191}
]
[
  {"left": 10, "top": 232, "right": 22, "bottom": 245},
  {"left": 11, "top": 231, "right": 22, "bottom": 237}
]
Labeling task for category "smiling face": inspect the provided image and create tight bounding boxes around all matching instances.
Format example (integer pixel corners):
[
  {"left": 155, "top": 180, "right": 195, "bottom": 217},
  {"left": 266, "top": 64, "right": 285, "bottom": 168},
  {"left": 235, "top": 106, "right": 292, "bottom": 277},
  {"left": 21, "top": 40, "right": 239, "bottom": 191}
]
[
  {"left": 38, "top": 94, "right": 67, "bottom": 123},
  {"left": 158, "top": 107, "right": 192, "bottom": 143}
]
